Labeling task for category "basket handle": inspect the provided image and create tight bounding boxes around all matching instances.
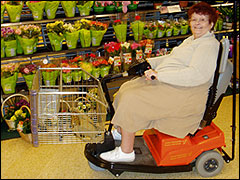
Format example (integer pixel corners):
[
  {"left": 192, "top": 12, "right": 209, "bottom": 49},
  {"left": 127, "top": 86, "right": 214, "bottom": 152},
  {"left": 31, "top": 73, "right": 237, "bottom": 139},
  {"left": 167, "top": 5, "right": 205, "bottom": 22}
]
[{"left": 20, "top": 105, "right": 31, "bottom": 116}]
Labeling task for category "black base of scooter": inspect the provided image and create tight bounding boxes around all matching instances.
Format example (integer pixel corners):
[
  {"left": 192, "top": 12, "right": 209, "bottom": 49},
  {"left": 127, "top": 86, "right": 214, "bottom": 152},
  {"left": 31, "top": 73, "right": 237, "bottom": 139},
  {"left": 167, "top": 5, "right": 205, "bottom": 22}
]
[{"left": 84, "top": 133, "right": 194, "bottom": 177}]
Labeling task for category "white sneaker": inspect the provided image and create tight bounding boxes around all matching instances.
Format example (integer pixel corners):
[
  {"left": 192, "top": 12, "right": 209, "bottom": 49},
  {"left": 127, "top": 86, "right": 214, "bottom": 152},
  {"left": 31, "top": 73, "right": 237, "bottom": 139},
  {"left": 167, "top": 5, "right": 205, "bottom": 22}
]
[
  {"left": 111, "top": 129, "right": 122, "bottom": 141},
  {"left": 100, "top": 146, "right": 135, "bottom": 163}
]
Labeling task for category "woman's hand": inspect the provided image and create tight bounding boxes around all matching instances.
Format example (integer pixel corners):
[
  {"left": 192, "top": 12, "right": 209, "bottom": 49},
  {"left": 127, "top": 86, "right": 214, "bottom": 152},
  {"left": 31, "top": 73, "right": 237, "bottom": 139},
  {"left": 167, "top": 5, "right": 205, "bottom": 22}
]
[{"left": 144, "top": 69, "right": 157, "bottom": 80}]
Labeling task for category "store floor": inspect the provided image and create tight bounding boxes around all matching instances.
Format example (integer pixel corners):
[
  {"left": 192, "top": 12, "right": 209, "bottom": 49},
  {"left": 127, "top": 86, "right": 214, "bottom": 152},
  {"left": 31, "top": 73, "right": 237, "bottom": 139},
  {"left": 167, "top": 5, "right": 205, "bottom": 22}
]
[{"left": 1, "top": 94, "right": 239, "bottom": 179}]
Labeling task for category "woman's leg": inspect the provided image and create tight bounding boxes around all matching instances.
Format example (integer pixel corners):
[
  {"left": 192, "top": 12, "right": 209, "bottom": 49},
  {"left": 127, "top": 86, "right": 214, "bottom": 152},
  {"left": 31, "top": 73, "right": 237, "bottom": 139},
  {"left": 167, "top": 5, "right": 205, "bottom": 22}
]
[{"left": 120, "top": 127, "right": 135, "bottom": 153}]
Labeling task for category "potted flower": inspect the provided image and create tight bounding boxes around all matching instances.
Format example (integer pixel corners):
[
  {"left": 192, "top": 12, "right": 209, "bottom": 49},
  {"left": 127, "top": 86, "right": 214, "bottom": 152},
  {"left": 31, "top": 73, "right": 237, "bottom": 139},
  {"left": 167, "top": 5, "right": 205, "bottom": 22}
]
[
  {"left": 115, "top": 1, "right": 131, "bottom": 13},
  {"left": 74, "top": 19, "right": 91, "bottom": 48},
  {"left": 5, "top": 1, "right": 23, "bottom": 23},
  {"left": 140, "top": 39, "right": 154, "bottom": 58},
  {"left": 1, "top": 63, "right": 20, "bottom": 94},
  {"left": 90, "top": 20, "right": 108, "bottom": 46},
  {"left": 165, "top": 20, "right": 173, "bottom": 37},
  {"left": 104, "top": 1, "right": 115, "bottom": 13},
  {"left": 41, "top": 63, "right": 59, "bottom": 86},
  {"left": 76, "top": 1, "right": 94, "bottom": 16},
  {"left": 121, "top": 42, "right": 132, "bottom": 71},
  {"left": 157, "top": 20, "right": 166, "bottom": 38},
  {"left": 91, "top": 55, "right": 101, "bottom": 79},
  {"left": 1, "top": 1, "right": 7, "bottom": 23},
  {"left": 26, "top": 1, "right": 46, "bottom": 21},
  {"left": 127, "top": 1, "right": 139, "bottom": 11},
  {"left": 112, "top": 19, "right": 128, "bottom": 42},
  {"left": 61, "top": 60, "right": 73, "bottom": 84},
  {"left": 61, "top": 1, "right": 76, "bottom": 18},
  {"left": 19, "top": 63, "right": 37, "bottom": 90},
  {"left": 104, "top": 41, "right": 121, "bottom": 74},
  {"left": 70, "top": 56, "right": 83, "bottom": 82},
  {"left": 46, "top": 21, "right": 65, "bottom": 51},
  {"left": 179, "top": 18, "right": 189, "bottom": 35},
  {"left": 1, "top": 27, "right": 17, "bottom": 57},
  {"left": 130, "top": 15, "right": 145, "bottom": 41},
  {"left": 143, "top": 21, "right": 158, "bottom": 39},
  {"left": 99, "top": 58, "right": 111, "bottom": 78},
  {"left": 130, "top": 42, "right": 142, "bottom": 62},
  {"left": 44, "top": 1, "right": 60, "bottom": 19},
  {"left": 79, "top": 54, "right": 93, "bottom": 81},
  {"left": 15, "top": 24, "right": 41, "bottom": 55},
  {"left": 93, "top": 1, "right": 105, "bottom": 14},
  {"left": 63, "top": 22, "right": 79, "bottom": 49},
  {"left": 173, "top": 20, "right": 181, "bottom": 36}
]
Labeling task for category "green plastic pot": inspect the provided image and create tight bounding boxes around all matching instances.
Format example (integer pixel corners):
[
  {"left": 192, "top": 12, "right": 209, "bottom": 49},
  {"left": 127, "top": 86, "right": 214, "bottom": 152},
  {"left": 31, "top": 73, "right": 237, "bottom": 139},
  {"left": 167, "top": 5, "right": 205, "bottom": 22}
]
[
  {"left": 45, "top": 1, "right": 60, "bottom": 19},
  {"left": 23, "top": 74, "right": 35, "bottom": 90},
  {"left": 105, "top": 5, "right": 115, "bottom": 13},
  {"left": 128, "top": 4, "right": 137, "bottom": 11},
  {"left": 26, "top": 1, "right": 46, "bottom": 21},
  {"left": 93, "top": 6, "right": 104, "bottom": 14},
  {"left": 1, "top": 39, "right": 5, "bottom": 58},
  {"left": 1, "top": 72, "right": 18, "bottom": 94},
  {"left": 4, "top": 40, "right": 17, "bottom": 57},
  {"left": 5, "top": 3, "right": 22, "bottom": 22}
]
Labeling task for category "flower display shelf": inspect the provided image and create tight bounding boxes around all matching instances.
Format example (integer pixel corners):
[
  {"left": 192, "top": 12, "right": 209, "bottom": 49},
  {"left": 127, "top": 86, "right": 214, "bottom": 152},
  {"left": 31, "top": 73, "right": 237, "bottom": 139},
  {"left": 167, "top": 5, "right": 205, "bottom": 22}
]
[{"left": 1, "top": 94, "right": 29, "bottom": 131}]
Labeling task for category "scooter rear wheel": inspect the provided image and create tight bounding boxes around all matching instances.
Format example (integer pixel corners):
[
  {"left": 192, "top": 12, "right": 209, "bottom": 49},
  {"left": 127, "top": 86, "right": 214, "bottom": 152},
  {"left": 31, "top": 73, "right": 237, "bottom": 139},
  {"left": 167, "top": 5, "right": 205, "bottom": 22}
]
[
  {"left": 195, "top": 150, "right": 224, "bottom": 177},
  {"left": 88, "top": 161, "right": 105, "bottom": 171}
]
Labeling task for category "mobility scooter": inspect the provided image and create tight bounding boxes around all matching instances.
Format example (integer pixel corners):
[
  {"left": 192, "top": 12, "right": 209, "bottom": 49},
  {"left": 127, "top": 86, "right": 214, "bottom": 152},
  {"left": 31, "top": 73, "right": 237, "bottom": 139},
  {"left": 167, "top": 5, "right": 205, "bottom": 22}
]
[{"left": 84, "top": 36, "right": 237, "bottom": 177}]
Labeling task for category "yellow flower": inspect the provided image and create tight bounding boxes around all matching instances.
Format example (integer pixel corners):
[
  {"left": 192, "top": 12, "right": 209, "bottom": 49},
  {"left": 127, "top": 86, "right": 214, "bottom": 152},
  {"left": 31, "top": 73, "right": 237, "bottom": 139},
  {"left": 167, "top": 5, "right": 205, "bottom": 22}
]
[
  {"left": 21, "top": 113, "right": 26, "bottom": 118},
  {"left": 10, "top": 115, "right": 17, "bottom": 121},
  {"left": 14, "top": 109, "right": 23, "bottom": 117}
]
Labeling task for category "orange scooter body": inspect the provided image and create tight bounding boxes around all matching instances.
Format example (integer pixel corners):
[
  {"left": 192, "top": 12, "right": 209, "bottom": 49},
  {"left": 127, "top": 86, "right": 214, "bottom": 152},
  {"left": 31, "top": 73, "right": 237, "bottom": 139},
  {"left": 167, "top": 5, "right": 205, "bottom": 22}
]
[{"left": 143, "top": 122, "right": 226, "bottom": 166}]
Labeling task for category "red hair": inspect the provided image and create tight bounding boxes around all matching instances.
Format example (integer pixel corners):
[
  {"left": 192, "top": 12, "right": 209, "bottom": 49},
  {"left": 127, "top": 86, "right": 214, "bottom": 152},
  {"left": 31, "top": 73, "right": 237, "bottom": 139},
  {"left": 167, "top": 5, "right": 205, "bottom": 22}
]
[{"left": 188, "top": 2, "right": 218, "bottom": 30}]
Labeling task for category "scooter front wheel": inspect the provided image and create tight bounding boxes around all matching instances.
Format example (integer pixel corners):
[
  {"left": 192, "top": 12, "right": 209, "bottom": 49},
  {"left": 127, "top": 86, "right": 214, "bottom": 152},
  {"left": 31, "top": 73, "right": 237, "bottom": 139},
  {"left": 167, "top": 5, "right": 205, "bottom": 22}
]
[
  {"left": 195, "top": 150, "right": 224, "bottom": 177},
  {"left": 88, "top": 161, "right": 105, "bottom": 171}
]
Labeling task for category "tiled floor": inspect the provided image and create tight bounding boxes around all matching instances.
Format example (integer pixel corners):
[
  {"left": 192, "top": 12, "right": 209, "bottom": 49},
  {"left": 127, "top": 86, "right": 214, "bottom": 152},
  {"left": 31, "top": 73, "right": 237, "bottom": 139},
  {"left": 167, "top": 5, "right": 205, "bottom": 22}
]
[{"left": 1, "top": 94, "right": 239, "bottom": 179}]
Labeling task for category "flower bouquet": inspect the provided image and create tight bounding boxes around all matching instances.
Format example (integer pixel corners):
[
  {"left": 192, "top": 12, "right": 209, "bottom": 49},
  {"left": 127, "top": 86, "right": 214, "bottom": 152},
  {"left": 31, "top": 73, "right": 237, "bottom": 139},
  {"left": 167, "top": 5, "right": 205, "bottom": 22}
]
[
  {"left": 93, "top": 1, "right": 105, "bottom": 14},
  {"left": 63, "top": 23, "right": 79, "bottom": 49},
  {"left": 173, "top": 20, "right": 181, "bottom": 36},
  {"left": 91, "top": 57, "right": 101, "bottom": 79},
  {"left": 74, "top": 19, "right": 91, "bottom": 48},
  {"left": 115, "top": 1, "right": 131, "bottom": 13},
  {"left": 61, "top": 60, "right": 73, "bottom": 84},
  {"left": 90, "top": 21, "right": 108, "bottom": 46},
  {"left": 71, "top": 56, "right": 83, "bottom": 82},
  {"left": 41, "top": 63, "right": 59, "bottom": 86},
  {"left": 1, "top": 27, "right": 17, "bottom": 57},
  {"left": 61, "top": 1, "right": 76, "bottom": 18},
  {"left": 179, "top": 18, "right": 189, "bottom": 35},
  {"left": 1, "top": 63, "right": 20, "bottom": 94},
  {"left": 2, "top": 97, "right": 30, "bottom": 131},
  {"left": 46, "top": 21, "right": 65, "bottom": 51},
  {"left": 26, "top": 1, "right": 46, "bottom": 21},
  {"left": 112, "top": 19, "right": 127, "bottom": 43},
  {"left": 80, "top": 57, "right": 93, "bottom": 81},
  {"left": 127, "top": 1, "right": 139, "bottom": 11},
  {"left": 104, "top": 1, "right": 115, "bottom": 13},
  {"left": 15, "top": 24, "right": 41, "bottom": 55},
  {"left": 165, "top": 21, "right": 173, "bottom": 37},
  {"left": 99, "top": 58, "right": 111, "bottom": 78},
  {"left": 1, "top": 1, "right": 7, "bottom": 23},
  {"left": 44, "top": 1, "right": 60, "bottom": 19},
  {"left": 121, "top": 42, "right": 132, "bottom": 71},
  {"left": 76, "top": 1, "right": 94, "bottom": 16},
  {"left": 5, "top": 1, "right": 23, "bottom": 23},
  {"left": 130, "top": 15, "right": 145, "bottom": 41},
  {"left": 157, "top": 20, "right": 166, "bottom": 38},
  {"left": 104, "top": 41, "right": 121, "bottom": 74},
  {"left": 143, "top": 21, "right": 158, "bottom": 39},
  {"left": 19, "top": 63, "right": 37, "bottom": 90},
  {"left": 130, "top": 42, "right": 142, "bottom": 62}
]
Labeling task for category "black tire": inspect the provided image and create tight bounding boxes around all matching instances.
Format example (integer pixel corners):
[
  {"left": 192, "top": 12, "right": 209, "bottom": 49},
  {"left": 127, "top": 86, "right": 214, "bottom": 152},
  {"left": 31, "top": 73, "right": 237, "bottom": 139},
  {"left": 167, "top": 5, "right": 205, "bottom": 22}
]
[{"left": 195, "top": 150, "right": 224, "bottom": 177}]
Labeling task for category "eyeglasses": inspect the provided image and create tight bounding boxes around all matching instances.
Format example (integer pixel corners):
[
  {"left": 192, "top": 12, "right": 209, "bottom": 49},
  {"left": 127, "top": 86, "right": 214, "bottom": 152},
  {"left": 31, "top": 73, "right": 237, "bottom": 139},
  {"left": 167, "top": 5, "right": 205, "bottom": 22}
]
[{"left": 190, "top": 18, "right": 209, "bottom": 23}]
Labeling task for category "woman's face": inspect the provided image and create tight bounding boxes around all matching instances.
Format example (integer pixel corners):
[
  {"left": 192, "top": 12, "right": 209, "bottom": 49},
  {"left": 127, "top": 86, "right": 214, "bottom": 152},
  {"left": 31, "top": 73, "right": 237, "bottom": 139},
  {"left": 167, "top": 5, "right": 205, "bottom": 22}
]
[{"left": 190, "top": 12, "right": 213, "bottom": 39}]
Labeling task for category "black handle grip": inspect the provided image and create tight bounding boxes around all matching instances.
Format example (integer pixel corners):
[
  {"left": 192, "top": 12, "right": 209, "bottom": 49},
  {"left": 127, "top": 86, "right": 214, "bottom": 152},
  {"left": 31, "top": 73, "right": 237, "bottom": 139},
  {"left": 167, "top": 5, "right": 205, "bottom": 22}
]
[{"left": 151, "top": 75, "right": 156, "bottom": 80}]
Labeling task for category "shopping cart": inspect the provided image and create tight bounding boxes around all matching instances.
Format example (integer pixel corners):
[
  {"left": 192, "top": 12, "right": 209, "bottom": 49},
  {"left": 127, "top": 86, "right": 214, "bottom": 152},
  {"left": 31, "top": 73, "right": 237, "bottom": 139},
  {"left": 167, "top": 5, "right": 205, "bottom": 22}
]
[{"left": 30, "top": 67, "right": 108, "bottom": 147}]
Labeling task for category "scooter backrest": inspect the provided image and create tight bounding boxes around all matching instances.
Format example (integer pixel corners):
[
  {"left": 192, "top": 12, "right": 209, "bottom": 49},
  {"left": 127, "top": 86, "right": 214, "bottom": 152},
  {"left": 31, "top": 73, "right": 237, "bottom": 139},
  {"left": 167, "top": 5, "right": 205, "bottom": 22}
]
[{"left": 215, "top": 38, "right": 233, "bottom": 101}]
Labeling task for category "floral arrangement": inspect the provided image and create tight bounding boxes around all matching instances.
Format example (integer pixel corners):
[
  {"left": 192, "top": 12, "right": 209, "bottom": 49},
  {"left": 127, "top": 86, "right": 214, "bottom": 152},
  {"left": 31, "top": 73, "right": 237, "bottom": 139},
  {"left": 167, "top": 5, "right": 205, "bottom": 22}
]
[
  {"left": 15, "top": 24, "right": 41, "bottom": 39},
  {"left": 26, "top": 1, "right": 46, "bottom": 21},
  {"left": 61, "top": 60, "right": 74, "bottom": 83},
  {"left": 165, "top": 20, "right": 174, "bottom": 37},
  {"left": 1, "top": 63, "right": 20, "bottom": 79},
  {"left": 143, "top": 21, "right": 158, "bottom": 39},
  {"left": 41, "top": 63, "right": 59, "bottom": 86},
  {"left": 157, "top": 20, "right": 166, "bottom": 38},
  {"left": 63, "top": 22, "right": 79, "bottom": 49},
  {"left": 121, "top": 42, "right": 131, "bottom": 53},
  {"left": 44, "top": 1, "right": 60, "bottom": 20},
  {"left": 179, "top": 18, "right": 189, "bottom": 35},
  {"left": 76, "top": 1, "right": 93, "bottom": 16},
  {"left": 130, "top": 15, "right": 145, "bottom": 41},
  {"left": 173, "top": 20, "right": 181, "bottom": 36},
  {"left": 20, "top": 63, "right": 37, "bottom": 75},
  {"left": 61, "top": 1, "right": 76, "bottom": 18},
  {"left": 1, "top": 27, "right": 16, "bottom": 41},
  {"left": 140, "top": 39, "right": 154, "bottom": 58},
  {"left": 90, "top": 21, "right": 108, "bottom": 46},
  {"left": 46, "top": 20, "right": 65, "bottom": 36},
  {"left": 74, "top": 19, "right": 92, "bottom": 48},
  {"left": 112, "top": 19, "right": 128, "bottom": 42},
  {"left": 3, "top": 98, "right": 31, "bottom": 133},
  {"left": 131, "top": 42, "right": 142, "bottom": 61},
  {"left": 90, "top": 21, "right": 108, "bottom": 31},
  {"left": 5, "top": 1, "right": 23, "bottom": 22},
  {"left": 121, "top": 42, "right": 132, "bottom": 71},
  {"left": 115, "top": 1, "right": 131, "bottom": 13},
  {"left": 104, "top": 41, "right": 121, "bottom": 58}
]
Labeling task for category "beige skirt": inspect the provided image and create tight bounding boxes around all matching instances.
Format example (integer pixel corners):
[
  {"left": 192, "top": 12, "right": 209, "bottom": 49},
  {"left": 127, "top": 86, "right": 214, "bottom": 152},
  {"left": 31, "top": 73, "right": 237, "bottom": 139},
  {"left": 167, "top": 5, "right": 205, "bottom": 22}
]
[{"left": 112, "top": 76, "right": 210, "bottom": 138}]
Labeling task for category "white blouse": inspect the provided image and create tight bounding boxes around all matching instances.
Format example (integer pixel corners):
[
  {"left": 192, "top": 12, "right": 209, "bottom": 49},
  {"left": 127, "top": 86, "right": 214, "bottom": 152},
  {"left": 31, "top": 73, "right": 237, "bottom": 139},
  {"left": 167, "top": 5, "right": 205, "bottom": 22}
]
[{"left": 149, "top": 31, "right": 220, "bottom": 87}]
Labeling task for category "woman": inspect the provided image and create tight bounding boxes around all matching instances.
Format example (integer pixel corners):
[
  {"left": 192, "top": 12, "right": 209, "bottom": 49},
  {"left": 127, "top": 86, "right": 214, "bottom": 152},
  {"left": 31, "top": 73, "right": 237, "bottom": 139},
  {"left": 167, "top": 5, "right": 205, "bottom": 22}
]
[{"left": 100, "top": 2, "right": 219, "bottom": 162}]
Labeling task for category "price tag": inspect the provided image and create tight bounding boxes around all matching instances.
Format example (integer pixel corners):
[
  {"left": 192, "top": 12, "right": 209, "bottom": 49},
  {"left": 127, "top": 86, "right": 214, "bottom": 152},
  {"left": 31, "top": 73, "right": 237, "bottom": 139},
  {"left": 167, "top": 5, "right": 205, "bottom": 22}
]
[{"left": 167, "top": 5, "right": 181, "bottom": 13}]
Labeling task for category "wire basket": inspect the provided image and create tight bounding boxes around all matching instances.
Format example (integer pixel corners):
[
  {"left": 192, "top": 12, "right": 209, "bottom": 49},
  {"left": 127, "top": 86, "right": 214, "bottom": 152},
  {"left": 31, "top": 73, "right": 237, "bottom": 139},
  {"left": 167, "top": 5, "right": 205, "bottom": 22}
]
[{"left": 30, "top": 67, "right": 108, "bottom": 146}]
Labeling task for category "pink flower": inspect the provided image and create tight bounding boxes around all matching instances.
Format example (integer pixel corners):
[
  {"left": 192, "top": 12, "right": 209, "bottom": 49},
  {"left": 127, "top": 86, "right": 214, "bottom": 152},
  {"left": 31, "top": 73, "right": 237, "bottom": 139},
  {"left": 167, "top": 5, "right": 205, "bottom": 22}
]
[{"left": 23, "top": 68, "right": 30, "bottom": 74}]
